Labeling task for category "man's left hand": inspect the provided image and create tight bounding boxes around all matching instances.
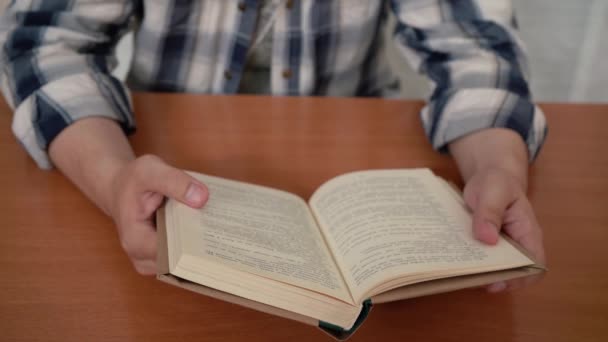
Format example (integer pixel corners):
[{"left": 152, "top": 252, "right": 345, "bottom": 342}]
[
  {"left": 463, "top": 166, "right": 545, "bottom": 292},
  {"left": 449, "top": 128, "right": 546, "bottom": 293}
]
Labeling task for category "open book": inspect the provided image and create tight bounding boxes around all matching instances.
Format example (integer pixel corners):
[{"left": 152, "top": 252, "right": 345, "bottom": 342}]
[{"left": 157, "top": 169, "right": 544, "bottom": 339}]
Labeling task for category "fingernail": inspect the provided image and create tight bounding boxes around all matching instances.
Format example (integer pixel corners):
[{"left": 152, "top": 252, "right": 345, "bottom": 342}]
[
  {"left": 185, "top": 183, "right": 205, "bottom": 205},
  {"left": 486, "top": 220, "right": 499, "bottom": 232},
  {"left": 487, "top": 281, "right": 507, "bottom": 293}
]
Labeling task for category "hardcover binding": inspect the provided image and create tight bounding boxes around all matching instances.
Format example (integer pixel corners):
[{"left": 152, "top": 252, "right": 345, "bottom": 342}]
[
  {"left": 319, "top": 299, "right": 373, "bottom": 340},
  {"left": 155, "top": 205, "right": 545, "bottom": 340},
  {"left": 156, "top": 205, "right": 370, "bottom": 340}
]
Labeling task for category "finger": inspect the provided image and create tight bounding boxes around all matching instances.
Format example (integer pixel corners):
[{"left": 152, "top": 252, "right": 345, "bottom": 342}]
[
  {"left": 120, "top": 220, "right": 157, "bottom": 261},
  {"left": 503, "top": 199, "right": 546, "bottom": 265},
  {"left": 135, "top": 155, "right": 209, "bottom": 208},
  {"left": 472, "top": 181, "right": 516, "bottom": 245},
  {"left": 505, "top": 272, "right": 544, "bottom": 291},
  {"left": 486, "top": 281, "right": 507, "bottom": 293},
  {"left": 132, "top": 259, "right": 157, "bottom": 275},
  {"left": 487, "top": 272, "right": 544, "bottom": 293},
  {"left": 485, "top": 199, "right": 546, "bottom": 293},
  {"left": 140, "top": 191, "right": 166, "bottom": 218}
]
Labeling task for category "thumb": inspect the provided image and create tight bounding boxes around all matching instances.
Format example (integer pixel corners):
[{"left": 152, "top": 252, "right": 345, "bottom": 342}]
[
  {"left": 470, "top": 182, "right": 514, "bottom": 245},
  {"left": 137, "top": 155, "right": 209, "bottom": 208}
]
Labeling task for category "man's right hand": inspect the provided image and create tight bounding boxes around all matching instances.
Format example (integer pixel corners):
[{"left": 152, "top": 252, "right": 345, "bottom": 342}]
[
  {"left": 108, "top": 155, "right": 208, "bottom": 274},
  {"left": 49, "top": 118, "right": 208, "bottom": 275}
]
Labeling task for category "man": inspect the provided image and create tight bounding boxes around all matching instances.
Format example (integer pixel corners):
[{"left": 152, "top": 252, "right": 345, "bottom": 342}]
[{"left": 0, "top": 0, "right": 546, "bottom": 292}]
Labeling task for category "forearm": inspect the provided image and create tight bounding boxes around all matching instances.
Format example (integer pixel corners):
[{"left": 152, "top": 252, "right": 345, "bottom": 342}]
[
  {"left": 49, "top": 117, "right": 135, "bottom": 216},
  {"left": 391, "top": 1, "right": 547, "bottom": 165},
  {"left": 448, "top": 128, "right": 529, "bottom": 190},
  {"left": 48, "top": 117, "right": 208, "bottom": 275},
  {"left": 0, "top": 2, "right": 136, "bottom": 169}
]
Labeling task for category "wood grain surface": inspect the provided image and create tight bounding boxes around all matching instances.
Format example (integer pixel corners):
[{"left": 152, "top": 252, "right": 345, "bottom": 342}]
[{"left": 0, "top": 94, "right": 606, "bottom": 341}]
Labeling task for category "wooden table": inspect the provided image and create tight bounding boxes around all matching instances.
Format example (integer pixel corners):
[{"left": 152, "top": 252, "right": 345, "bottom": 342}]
[{"left": 1, "top": 94, "right": 607, "bottom": 342}]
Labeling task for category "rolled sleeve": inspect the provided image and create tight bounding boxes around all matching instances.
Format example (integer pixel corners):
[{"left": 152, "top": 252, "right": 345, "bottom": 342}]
[
  {"left": 11, "top": 72, "right": 135, "bottom": 169},
  {"left": 0, "top": 1, "right": 136, "bottom": 169},
  {"left": 420, "top": 88, "right": 547, "bottom": 161},
  {"left": 391, "top": 0, "right": 548, "bottom": 161}
]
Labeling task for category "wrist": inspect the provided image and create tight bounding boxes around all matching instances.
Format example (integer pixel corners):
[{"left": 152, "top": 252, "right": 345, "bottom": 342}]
[
  {"left": 469, "top": 152, "right": 527, "bottom": 188},
  {"left": 100, "top": 156, "right": 133, "bottom": 217},
  {"left": 449, "top": 128, "right": 529, "bottom": 190}
]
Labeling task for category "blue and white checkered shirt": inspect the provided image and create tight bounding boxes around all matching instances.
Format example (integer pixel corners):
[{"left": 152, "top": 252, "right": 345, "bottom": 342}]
[{"left": 0, "top": 0, "right": 547, "bottom": 169}]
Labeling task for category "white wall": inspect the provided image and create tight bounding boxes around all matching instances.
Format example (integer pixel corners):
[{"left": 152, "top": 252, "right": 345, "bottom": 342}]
[
  {"left": 385, "top": 0, "right": 608, "bottom": 102},
  {"left": 514, "top": 0, "right": 607, "bottom": 102}
]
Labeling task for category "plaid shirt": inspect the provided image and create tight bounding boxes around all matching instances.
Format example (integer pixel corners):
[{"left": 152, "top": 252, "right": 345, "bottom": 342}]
[{"left": 0, "top": 0, "right": 547, "bottom": 169}]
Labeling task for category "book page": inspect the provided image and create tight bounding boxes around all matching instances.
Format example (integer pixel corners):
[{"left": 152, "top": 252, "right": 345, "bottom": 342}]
[
  {"left": 167, "top": 172, "right": 352, "bottom": 302},
  {"left": 309, "top": 169, "right": 533, "bottom": 302}
]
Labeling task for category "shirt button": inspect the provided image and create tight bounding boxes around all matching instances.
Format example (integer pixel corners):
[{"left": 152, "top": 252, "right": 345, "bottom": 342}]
[
  {"left": 282, "top": 69, "right": 292, "bottom": 79},
  {"left": 224, "top": 70, "right": 233, "bottom": 80},
  {"left": 286, "top": 0, "right": 294, "bottom": 9},
  {"left": 238, "top": 2, "right": 246, "bottom": 11}
]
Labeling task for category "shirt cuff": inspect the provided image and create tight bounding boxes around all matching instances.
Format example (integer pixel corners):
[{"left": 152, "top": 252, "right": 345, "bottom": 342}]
[
  {"left": 420, "top": 88, "right": 548, "bottom": 161},
  {"left": 11, "top": 73, "right": 135, "bottom": 169}
]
